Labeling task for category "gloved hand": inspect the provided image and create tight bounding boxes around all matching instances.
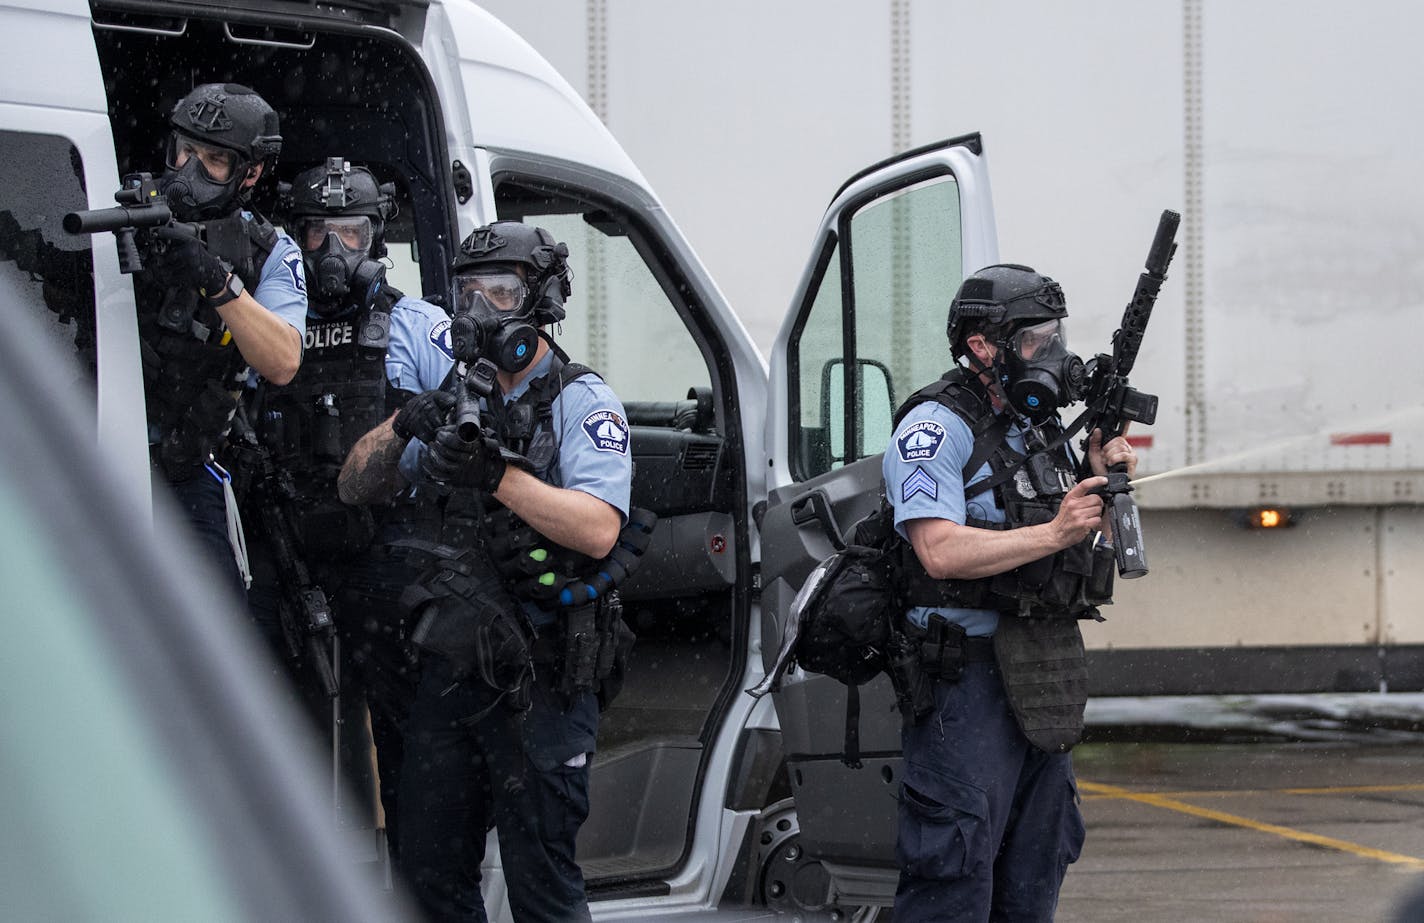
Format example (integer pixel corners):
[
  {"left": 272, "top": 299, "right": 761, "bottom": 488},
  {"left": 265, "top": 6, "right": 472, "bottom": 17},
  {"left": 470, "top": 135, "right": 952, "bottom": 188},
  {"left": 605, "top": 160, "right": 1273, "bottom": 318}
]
[
  {"left": 392, "top": 389, "right": 456, "bottom": 443},
  {"left": 422, "top": 424, "right": 507, "bottom": 493},
  {"left": 147, "top": 226, "right": 230, "bottom": 301}
]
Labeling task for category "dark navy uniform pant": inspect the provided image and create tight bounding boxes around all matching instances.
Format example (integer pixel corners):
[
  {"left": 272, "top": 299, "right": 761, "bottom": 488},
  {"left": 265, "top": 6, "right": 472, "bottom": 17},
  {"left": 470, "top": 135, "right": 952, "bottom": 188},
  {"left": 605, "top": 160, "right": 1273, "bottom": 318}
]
[
  {"left": 894, "top": 659, "right": 1085, "bottom": 923},
  {"left": 163, "top": 467, "right": 246, "bottom": 600},
  {"left": 334, "top": 545, "right": 425, "bottom": 858},
  {"left": 399, "top": 654, "right": 597, "bottom": 923}
]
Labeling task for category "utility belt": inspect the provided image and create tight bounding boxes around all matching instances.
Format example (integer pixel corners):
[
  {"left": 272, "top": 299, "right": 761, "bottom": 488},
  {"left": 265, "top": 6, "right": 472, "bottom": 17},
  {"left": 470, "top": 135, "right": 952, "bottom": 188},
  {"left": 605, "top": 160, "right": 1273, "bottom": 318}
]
[
  {"left": 900, "top": 610, "right": 1088, "bottom": 754},
  {"left": 529, "top": 592, "right": 635, "bottom": 709},
  {"left": 397, "top": 508, "right": 655, "bottom": 714},
  {"left": 396, "top": 538, "right": 538, "bottom": 718}
]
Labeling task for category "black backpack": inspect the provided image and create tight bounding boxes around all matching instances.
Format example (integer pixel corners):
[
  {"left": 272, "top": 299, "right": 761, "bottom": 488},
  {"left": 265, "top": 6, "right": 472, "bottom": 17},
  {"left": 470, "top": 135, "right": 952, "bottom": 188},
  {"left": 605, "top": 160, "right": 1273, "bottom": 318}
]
[{"left": 749, "top": 504, "right": 910, "bottom": 768}]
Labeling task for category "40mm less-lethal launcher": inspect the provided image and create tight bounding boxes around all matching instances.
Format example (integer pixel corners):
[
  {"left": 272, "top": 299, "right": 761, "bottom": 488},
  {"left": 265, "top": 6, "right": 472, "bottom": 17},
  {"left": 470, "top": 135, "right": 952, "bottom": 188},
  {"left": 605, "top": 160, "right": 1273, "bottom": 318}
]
[
  {"left": 64, "top": 172, "right": 263, "bottom": 336},
  {"left": 1076, "top": 208, "right": 1181, "bottom": 579}
]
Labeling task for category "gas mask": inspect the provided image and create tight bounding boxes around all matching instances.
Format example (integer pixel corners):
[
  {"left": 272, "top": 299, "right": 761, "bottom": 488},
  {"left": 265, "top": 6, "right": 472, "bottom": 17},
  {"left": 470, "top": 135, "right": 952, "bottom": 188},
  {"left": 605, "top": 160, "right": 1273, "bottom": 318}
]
[
  {"left": 298, "top": 216, "right": 386, "bottom": 316},
  {"left": 450, "top": 271, "right": 540, "bottom": 374},
  {"left": 996, "top": 319, "right": 1086, "bottom": 423},
  {"left": 159, "top": 135, "right": 246, "bottom": 221}
]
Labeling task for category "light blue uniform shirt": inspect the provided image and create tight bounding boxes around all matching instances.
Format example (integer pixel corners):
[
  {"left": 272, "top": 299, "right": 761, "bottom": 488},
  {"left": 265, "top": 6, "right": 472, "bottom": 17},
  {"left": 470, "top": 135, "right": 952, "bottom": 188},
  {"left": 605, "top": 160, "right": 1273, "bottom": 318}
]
[
  {"left": 400, "top": 349, "right": 633, "bottom": 522},
  {"left": 252, "top": 227, "right": 309, "bottom": 336},
  {"left": 384, "top": 295, "right": 455, "bottom": 393},
  {"left": 883, "top": 400, "right": 1027, "bottom": 638}
]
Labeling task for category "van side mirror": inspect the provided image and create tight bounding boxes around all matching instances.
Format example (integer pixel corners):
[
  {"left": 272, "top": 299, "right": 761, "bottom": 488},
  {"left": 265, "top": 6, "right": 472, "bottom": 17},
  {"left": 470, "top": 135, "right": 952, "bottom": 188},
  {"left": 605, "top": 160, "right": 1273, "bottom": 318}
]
[{"left": 820, "top": 358, "right": 894, "bottom": 467}]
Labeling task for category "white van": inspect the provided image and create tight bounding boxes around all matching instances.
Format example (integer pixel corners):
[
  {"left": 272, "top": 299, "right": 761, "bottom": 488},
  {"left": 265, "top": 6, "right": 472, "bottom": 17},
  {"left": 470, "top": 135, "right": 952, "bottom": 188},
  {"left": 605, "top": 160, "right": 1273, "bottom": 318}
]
[{"left": 0, "top": 0, "right": 1000, "bottom": 917}]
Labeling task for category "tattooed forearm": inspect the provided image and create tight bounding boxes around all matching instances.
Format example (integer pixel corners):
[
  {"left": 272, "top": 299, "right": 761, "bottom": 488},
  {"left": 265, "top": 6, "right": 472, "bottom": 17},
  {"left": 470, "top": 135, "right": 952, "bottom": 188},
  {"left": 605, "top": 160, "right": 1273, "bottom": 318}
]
[{"left": 338, "top": 415, "right": 410, "bottom": 506}]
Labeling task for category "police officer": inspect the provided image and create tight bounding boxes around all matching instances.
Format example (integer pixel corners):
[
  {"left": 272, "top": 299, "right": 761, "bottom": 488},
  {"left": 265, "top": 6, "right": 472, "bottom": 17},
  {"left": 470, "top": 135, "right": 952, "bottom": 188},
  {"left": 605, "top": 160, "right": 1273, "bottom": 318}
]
[
  {"left": 339, "top": 220, "right": 632, "bottom": 922},
  {"left": 140, "top": 83, "right": 306, "bottom": 592},
  {"left": 239, "top": 157, "right": 454, "bottom": 851},
  {"left": 885, "top": 264, "right": 1137, "bottom": 921}
]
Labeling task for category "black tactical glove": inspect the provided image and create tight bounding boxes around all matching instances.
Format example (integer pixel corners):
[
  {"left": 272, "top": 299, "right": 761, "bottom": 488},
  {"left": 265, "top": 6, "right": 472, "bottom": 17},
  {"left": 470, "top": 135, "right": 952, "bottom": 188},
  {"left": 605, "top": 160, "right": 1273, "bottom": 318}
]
[
  {"left": 392, "top": 389, "right": 456, "bottom": 443},
  {"left": 422, "top": 424, "right": 506, "bottom": 493},
  {"left": 147, "top": 226, "right": 230, "bottom": 301}
]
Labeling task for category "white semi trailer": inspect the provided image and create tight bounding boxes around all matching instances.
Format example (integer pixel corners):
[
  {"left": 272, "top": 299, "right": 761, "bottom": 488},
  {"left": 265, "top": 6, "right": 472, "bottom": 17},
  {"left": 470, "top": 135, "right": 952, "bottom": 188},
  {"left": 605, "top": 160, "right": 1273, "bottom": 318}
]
[{"left": 478, "top": 0, "right": 1424, "bottom": 698}]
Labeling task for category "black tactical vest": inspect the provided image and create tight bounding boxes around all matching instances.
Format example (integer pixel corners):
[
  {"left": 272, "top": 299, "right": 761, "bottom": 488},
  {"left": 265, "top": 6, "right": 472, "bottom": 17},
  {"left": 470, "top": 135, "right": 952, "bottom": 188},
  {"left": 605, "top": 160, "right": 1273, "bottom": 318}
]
[
  {"left": 487, "top": 356, "right": 596, "bottom": 481},
  {"left": 139, "top": 213, "right": 279, "bottom": 471},
  {"left": 251, "top": 291, "right": 402, "bottom": 561},
  {"left": 894, "top": 368, "right": 1112, "bottom": 619}
]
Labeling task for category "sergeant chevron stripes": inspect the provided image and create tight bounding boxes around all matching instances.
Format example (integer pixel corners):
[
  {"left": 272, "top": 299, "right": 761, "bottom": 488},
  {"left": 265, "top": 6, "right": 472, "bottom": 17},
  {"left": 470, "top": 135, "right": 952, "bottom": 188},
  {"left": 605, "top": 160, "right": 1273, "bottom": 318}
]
[{"left": 901, "top": 466, "right": 938, "bottom": 502}]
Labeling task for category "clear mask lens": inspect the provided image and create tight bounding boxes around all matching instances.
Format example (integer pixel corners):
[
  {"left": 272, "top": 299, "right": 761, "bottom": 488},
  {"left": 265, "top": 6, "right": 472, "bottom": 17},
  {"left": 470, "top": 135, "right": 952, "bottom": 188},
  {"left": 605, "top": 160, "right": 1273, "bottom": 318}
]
[
  {"left": 300, "top": 216, "right": 374, "bottom": 253},
  {"left": 166, "top": 134, "right": 238, "bottom": 183},
  {"left": 1010, "top": 319, "right": 1066, "bottom": 361},
  {"left": 455, "top": 270, "right": 528, "bottom": 313}
]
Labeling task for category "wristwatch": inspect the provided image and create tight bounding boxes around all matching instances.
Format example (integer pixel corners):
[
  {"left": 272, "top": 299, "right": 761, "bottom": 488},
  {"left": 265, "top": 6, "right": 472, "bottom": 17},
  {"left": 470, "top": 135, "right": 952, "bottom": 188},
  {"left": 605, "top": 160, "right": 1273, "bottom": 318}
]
[{"left": 203, "top": 272, "right": 245, "bottom": 308}]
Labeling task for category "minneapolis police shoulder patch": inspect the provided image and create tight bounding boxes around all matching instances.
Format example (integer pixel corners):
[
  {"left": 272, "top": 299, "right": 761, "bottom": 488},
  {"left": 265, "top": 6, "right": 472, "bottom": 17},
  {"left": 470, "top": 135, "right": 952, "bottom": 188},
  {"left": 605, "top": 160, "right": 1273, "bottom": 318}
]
[
  {"left": 429, "top": 319, "right": 454, "bottom": 360},
  {"left": 582, "top": 409, "right": 629, "bottom": 455},
  {"left": 897, "top": 419, "right": 947, "bottom": 462},
  {"left": 281, "top": 249, "right": 306, "bottom": 296}
]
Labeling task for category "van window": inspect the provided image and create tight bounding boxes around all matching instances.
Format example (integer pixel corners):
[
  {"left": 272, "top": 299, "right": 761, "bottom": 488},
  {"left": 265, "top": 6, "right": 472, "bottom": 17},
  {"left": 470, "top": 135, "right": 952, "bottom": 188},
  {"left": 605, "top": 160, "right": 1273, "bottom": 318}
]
[
  {"left": 494, "top": 181, "right": 711, "bottom": 405},
  {"left": 850, "top": 175, "right": 963, "bottom": 409},
  {"left": 788, "top": 173, "right": 963, "bottom": 480},
  {"left": 0, "top": 131, "right": 97, "bottom": 401}
]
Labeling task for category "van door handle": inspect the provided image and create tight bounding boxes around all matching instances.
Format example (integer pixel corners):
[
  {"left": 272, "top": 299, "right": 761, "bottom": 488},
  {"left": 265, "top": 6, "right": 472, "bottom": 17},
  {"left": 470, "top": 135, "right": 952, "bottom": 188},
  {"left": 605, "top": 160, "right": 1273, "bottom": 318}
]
[{"left": 789, "top": 489, "right": 845, "bottom": 551}]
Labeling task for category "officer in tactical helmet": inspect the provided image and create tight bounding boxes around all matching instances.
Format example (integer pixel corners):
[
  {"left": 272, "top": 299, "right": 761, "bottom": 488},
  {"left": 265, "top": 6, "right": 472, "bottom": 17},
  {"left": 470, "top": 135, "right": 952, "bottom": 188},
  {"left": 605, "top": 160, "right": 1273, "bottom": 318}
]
[
  {"left": 234, "top": 157, "right": 454, "bottom": 855},
  {"left": 340, "top": 220, "right": 635, "bottom": 922},
  {"left": 885, "top": 264, "right": 1136, "bottom": 921},
  {"left": 139, "top": 83, "right": 306, "bottom": 592}
]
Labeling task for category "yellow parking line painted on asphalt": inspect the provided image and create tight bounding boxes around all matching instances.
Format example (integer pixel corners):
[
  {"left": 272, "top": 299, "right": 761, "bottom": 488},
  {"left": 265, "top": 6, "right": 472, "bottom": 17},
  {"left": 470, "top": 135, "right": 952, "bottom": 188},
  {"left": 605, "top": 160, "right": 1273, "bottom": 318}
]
[
  {"left": 1078, "top": 779, "right": 1424, "bottom": 869},
  {"left": 1080, "top": 783, "right": 1424, "bottom": 801},
  {"left": 1283, "top": 784, "right": 1424, "bottom": 796}
]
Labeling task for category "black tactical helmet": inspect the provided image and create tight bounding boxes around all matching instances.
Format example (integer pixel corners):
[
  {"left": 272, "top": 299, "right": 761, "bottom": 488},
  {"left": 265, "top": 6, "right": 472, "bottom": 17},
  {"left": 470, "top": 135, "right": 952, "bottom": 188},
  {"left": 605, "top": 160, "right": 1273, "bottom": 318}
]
[
  {"left": 452, "top": 220, "right": 573, "bottom": 326},
  {"left": 946, "top": 263, "right": 1068, "bottom": 359},
  {"left": 280, "top": 158, "right": 398, "bottom": 312},
  {"left": 283, "top": 158, "right": 397, "bottom": 256},
  {"left": 168, "top": 83, "right": 282, "bottom": 166},
  {"left": 160, "top": 84, "right": 281, "bottom": 220}
]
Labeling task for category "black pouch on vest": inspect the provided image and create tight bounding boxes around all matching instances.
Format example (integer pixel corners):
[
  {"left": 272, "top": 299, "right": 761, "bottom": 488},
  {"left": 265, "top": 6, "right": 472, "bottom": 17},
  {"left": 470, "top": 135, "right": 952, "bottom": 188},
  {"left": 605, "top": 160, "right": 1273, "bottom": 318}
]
[
  {"left": 560, "top": 603, "right": 601, "bottom": 698},
  {"left": 917, "top": 614, "right": 967, "bottom": 684},
  {"left": 596, "top": 600, "right": 637, "bottom": 711},
  {"left": 1001, "top": 504, "right": 1055, "bottom": 596},
  {"left": 295, "top": 498, "right": 377, "bottom": 563}
]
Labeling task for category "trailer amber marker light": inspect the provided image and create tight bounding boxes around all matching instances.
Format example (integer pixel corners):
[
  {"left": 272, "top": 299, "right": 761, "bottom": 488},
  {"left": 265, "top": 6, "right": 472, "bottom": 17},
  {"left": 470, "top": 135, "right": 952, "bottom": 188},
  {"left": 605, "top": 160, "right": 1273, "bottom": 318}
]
[{"left": 1248, "top": 508, "right": 1291, "bottom": 529}]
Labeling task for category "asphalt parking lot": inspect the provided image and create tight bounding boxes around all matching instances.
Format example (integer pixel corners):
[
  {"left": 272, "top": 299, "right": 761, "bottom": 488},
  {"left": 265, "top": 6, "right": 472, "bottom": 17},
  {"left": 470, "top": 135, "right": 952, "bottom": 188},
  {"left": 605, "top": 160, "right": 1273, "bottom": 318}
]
[{"left": 1059, "top": 696, "right": 1424, "bottom": 923}]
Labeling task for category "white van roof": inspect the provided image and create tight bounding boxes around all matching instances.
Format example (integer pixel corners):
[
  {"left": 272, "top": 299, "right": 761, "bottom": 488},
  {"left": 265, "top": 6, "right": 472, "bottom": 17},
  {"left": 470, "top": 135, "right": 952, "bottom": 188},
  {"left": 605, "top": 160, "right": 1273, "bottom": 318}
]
[{"left": 440, "top": 1, "right": 653, "bottom": 191}]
